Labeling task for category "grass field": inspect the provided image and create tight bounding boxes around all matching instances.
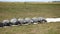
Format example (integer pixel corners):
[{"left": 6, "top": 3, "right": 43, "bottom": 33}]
[{"left": 0, "top": 2, "right": 60, "bottom": 34}]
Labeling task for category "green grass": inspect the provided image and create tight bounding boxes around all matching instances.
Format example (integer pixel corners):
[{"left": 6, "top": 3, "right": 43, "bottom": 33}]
[
  {"left": 0, "top": 2, "right": 60, "bottom": 34},
  {"left": 0, "top": 2, "right": 60, "bottom": 21},
  {"left": 0, "top": 23, "right": 60, "bottom": 34}
]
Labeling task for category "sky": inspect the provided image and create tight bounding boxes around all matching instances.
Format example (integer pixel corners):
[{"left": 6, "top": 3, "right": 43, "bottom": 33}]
[{"left": 0, "top": 0, "right": 60, "bottom": 2}]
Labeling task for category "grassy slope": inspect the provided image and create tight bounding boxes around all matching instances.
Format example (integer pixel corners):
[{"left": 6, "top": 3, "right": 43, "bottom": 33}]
[{"left": 0, "top": 2, "right": 60, "bottom": 34}]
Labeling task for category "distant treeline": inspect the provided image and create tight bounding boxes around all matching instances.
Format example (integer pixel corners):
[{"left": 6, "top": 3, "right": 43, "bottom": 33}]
[{"left": 52, "top": 1, "right": 60, "bottom": 2}]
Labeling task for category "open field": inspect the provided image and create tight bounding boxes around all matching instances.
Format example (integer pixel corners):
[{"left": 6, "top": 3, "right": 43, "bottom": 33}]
[
  {"left": 0, "top": 23, "right": 60, "bottom": 34},
  {"left": 0, "top": 2, "right": 60, "bottom": 21},
  {"left": 0, "top": 2, "right": 60, "bottom": 34}
]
